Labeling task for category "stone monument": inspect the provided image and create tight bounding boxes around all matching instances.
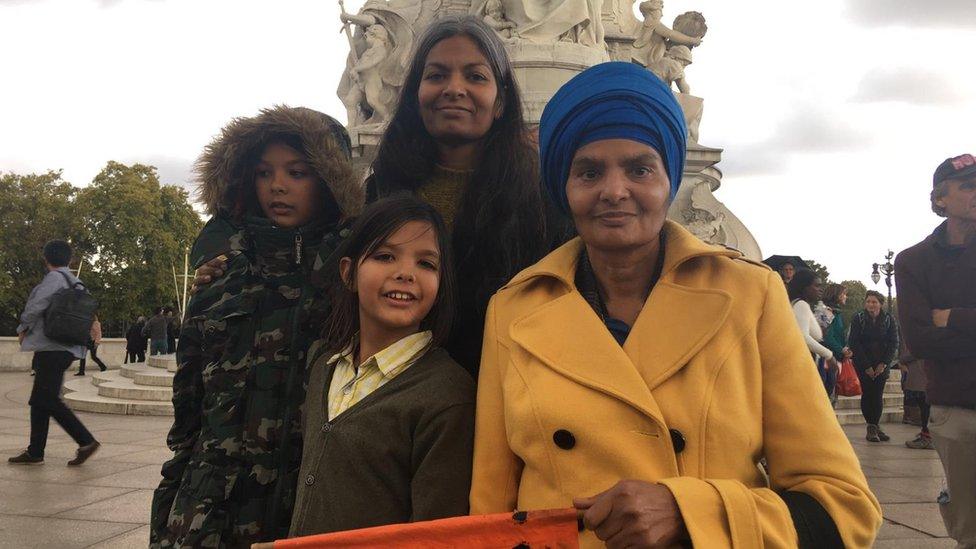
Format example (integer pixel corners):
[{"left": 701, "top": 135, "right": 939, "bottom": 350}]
[{"left": 335, "top": 0, "right": 762, "bottom": 259}]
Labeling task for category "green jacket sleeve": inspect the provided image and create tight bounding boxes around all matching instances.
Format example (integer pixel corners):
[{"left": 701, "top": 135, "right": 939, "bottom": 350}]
[{"left": 822, "top": 315, "right": 846, "bottom": 360}]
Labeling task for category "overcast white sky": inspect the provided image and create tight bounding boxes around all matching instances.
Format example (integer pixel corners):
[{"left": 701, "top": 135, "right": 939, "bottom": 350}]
[{"left": 2, "top": 0, "right": 974, "bottom": 290}]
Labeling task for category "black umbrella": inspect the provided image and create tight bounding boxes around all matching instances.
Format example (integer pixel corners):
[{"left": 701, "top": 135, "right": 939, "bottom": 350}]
[{"left": 763, "top": 255, "right": 810, "bottom": 273}]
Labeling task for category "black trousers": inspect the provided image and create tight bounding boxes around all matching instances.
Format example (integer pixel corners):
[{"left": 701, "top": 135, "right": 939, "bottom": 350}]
[
  {"left": 856, "top": 368, "right": 889, "bottom": 425},
  {"left": 77, "top": 342, "right": 107, "bottom": 373},
  {"left": 28, "top": 351, "right": 95, "bottom": 458},
  {"left": 124, "top": 349, "right": 146, "bottom": 363}
]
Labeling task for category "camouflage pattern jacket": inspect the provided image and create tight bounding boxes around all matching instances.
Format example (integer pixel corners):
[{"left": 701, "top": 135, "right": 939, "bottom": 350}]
[
  {"left": 148, "top": 106, "right": 363, "bottom": 548},
  {"left": 149, "top": 217, "right": 344, "bottom": 548}
]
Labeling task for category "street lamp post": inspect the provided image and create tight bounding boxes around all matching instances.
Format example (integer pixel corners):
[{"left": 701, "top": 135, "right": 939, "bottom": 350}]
[{"left": 871, "top": 250, "right": 895, "bottom": 313}]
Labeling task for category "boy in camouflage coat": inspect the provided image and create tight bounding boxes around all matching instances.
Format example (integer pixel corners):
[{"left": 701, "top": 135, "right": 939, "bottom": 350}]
[{"left": 149, "top": 106, "right": 363, "bottom": 548}]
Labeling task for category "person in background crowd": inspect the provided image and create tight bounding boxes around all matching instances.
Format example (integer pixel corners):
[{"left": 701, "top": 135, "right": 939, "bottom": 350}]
[
  {"left": 9, "top": 240, "right": 100, "bottom": 466},
  {"left": 149, "top": 106, "right": 362, "bottom": 548},
  {"left": 125, "top": 316, "right": 147, "bottom": 363},
  {"left": 75, "top": 314, "right": 107, "bottom": 376},
  {"left": 848, "top": 290, "right": 899, "bottom": 442},
  {"left": 164, "top": 306, "right": 179, "bottom": 354},
  {"left": 817, "top": 283, "right": 852, "bottom": 401},
  {"left": 779, "top": 260, "right": 796, "bottom": 284},
  {"left": 788, "top": 269, "right": 840, "bottom": 393},
  {"left": 142, "top": 307, "right": 169, "bottom": 356},
  {"left": 471, "top": 62, "right": 880, "bottom": 549},
  {"left": 899, "top": 344, "right": 933, "bottom": 450},
  {"left": 895, "top": 153, "right": 976, "bottom": 546}
]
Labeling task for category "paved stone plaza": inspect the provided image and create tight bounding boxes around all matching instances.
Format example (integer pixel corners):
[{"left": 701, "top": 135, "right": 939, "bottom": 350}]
[{"left": 0, "top": 372, "right": 955, "bottom": 548}]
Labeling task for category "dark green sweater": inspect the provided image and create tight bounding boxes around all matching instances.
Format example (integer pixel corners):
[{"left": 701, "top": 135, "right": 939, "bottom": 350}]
[{"left": 289, "top": 345, "right": 475, "bottom": 538}]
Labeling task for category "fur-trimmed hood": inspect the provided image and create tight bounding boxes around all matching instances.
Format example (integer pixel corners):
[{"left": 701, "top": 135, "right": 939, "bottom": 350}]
[{"left": 195, "top": 105, "right": 363, "bottom": 219}]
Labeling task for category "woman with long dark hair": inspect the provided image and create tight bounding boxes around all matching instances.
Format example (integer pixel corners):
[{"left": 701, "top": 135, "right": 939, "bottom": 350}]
[
  {"left": 848, "top": 290, "right": 900, "bottom": 442},
  {"left": 788, "top": 269, "right": 840, "bottom": 385},
  {"left": 366, "top": 15, "right": 561, "bottom": 375}
]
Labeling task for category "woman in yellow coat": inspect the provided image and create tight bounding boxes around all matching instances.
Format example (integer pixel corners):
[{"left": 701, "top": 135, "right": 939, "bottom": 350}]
[{"left": 469, "top": 63, "right": 881, "bottom": 548}]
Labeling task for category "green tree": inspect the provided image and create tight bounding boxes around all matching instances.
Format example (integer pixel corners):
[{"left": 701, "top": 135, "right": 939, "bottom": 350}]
[
  {"left": 75, "top": 162, "right": 202, "bottom": 336},
  {"left": 839, "top": 279, "right": 868, "bottom": 328},
  {"left": 0, "top": 171, "right": 88, "bottom": 335},
  {"left": 806, "top": 260, "right": 832, "bottom": 284}
]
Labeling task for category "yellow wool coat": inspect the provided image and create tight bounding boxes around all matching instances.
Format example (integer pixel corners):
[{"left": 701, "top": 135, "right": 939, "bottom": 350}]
[{"left": 470, "top": 221, "right": 881, "bottom": 548}]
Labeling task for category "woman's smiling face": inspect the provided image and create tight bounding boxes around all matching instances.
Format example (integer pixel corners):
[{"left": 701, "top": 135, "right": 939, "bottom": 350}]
[{"left": 417, "top": 35, "right": 501, "bottom": 147}]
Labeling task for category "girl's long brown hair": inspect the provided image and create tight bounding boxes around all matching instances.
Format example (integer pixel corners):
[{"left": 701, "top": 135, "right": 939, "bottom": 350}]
[{"left": 320, "top": 194, "right": 456, "bottom": 356}]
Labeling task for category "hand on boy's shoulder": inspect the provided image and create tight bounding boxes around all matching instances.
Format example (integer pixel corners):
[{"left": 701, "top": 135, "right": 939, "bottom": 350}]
[{"left": 186, "top": 253, "right": 250, "bottom": 315}]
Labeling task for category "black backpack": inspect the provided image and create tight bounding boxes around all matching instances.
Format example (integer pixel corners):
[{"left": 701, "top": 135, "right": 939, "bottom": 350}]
[{"left": 43, "top": 271, "right": 98, "bottom": 346}]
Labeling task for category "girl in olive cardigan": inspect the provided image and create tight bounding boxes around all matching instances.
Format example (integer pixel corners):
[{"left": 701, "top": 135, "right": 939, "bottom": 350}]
[{"left": 289, "top": 196, "right": 474, "bottom": 538}]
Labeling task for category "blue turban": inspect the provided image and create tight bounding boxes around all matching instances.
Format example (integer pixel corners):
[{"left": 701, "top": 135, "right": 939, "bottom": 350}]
[{"left": 539, "top": 62, "right": 687, "bottom": 213}]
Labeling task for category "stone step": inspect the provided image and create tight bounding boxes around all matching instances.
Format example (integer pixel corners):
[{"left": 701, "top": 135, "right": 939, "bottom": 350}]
[
  {"left": 87, "top": 372, "right": 173, "bottom": 401},
  {"left": 63, "top": 378, "right": 173, "bottom": 416},
  {"left": 96, "top": 366, "right": 174, "bottom": 387},
  {"left": 885, "top": 380, "right": 901, "bottom": 394},
  {"left": 835, "top": 407, "right": 903, "bottom": 425},
  {"left": 835, "top": 394, "right": 902, "bottom": 410},
  {"left": 133, "top": 369, "right": 175, "bottom": 387},
  {"left": 119, "top": 362, "right": 146, "bottom": 379},
  {"left": 147, "top": 354, "right": 177, "bottom": 372}
]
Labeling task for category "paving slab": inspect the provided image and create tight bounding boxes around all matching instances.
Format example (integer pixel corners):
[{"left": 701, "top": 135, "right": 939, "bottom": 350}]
[
  {"left": 874, "top": 538, "right": 955, "bottom": 549},
  {"left": 87, "top": 525, "right": 150, "bottom": 548},
  {"left": 882, "top": 503, "right": 950, "bottom": 538},
  {"left": 876, "top": 520, "right": 933, "bottom": 540},
  {"left": 79, "top": 464, "right": 164, "bottom": 489},
  {"left": 38, "top": 440, "right": 157, "bottom": 460},
  {"left": 0, "top": 455, "right": 146, "bottom": 484},
  {"left": 82, "top": 428, "right": 166, "bottom": 446},
  {"left": 54, "top": 489, "right": 153, "bottom": 524},
  {"left": 112, "top": 446, "right": 177, "bottom": 465},
  {"left": 0, "top": 515, "right": 138, "bottom": 549},
  {"left": 870, "top": 477, "right": 944, "bottom": 504},
  {"left": 0, "top": 478, "right": 131, "bottom": 517},
  {"left": 863, "top": 459, "right": 947, "bottom": 478}
]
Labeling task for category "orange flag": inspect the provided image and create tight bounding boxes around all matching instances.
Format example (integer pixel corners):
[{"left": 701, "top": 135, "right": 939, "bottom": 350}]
[{"left": 272, "top": 509, "right": 580, "bottom": 549}]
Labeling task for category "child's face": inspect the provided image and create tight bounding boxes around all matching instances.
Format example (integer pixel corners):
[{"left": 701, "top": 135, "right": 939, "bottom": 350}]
[
  {"left": 254, "top": 142, "right": 323, "bottom": 228},
  {"left": 343, "top": 221, "right": 441, "bottom": 340}
]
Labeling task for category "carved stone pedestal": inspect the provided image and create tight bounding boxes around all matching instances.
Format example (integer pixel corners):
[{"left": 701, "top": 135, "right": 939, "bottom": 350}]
[
  {"left": 507, "top": 41, "right": 609, "bottom": 123},
  {"left": 348, "top": 126, "right": 384, "bottom": 179},
  {"left": 667, "top": 143, "right": 762, "bottom": 259}
]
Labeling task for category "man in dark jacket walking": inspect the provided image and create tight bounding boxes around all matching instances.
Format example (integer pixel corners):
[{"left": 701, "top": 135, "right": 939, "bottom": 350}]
[
  {"left": 9, "top": 240, "right": 100, "bottom": 466},
  {"left": 895, "top": 153, "right": 976, "bottom": 548}
]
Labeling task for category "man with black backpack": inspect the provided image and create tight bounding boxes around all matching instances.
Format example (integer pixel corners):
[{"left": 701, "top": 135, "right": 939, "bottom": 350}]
[{"left": 9, "top": 240, "right": 100, "bottom": 466}]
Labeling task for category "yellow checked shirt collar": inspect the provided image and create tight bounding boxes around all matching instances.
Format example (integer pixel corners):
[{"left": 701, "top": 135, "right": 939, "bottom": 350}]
[{"left": 328, "top": 330, "right": 434, "bottom": 377}]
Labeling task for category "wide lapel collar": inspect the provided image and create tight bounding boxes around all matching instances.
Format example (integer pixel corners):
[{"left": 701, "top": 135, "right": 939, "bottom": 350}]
[
  {"left": 624, "top": 222, "right": 734, "bottom": 389},
  {"left": 623, "top": 282, "right": 731, "bottom": 390},
  {"left": 507, "top": 238, "right": 664, "bottom": 423},
  {"left": 510, "top": 291, "right": 665, "bottom": 423}
]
